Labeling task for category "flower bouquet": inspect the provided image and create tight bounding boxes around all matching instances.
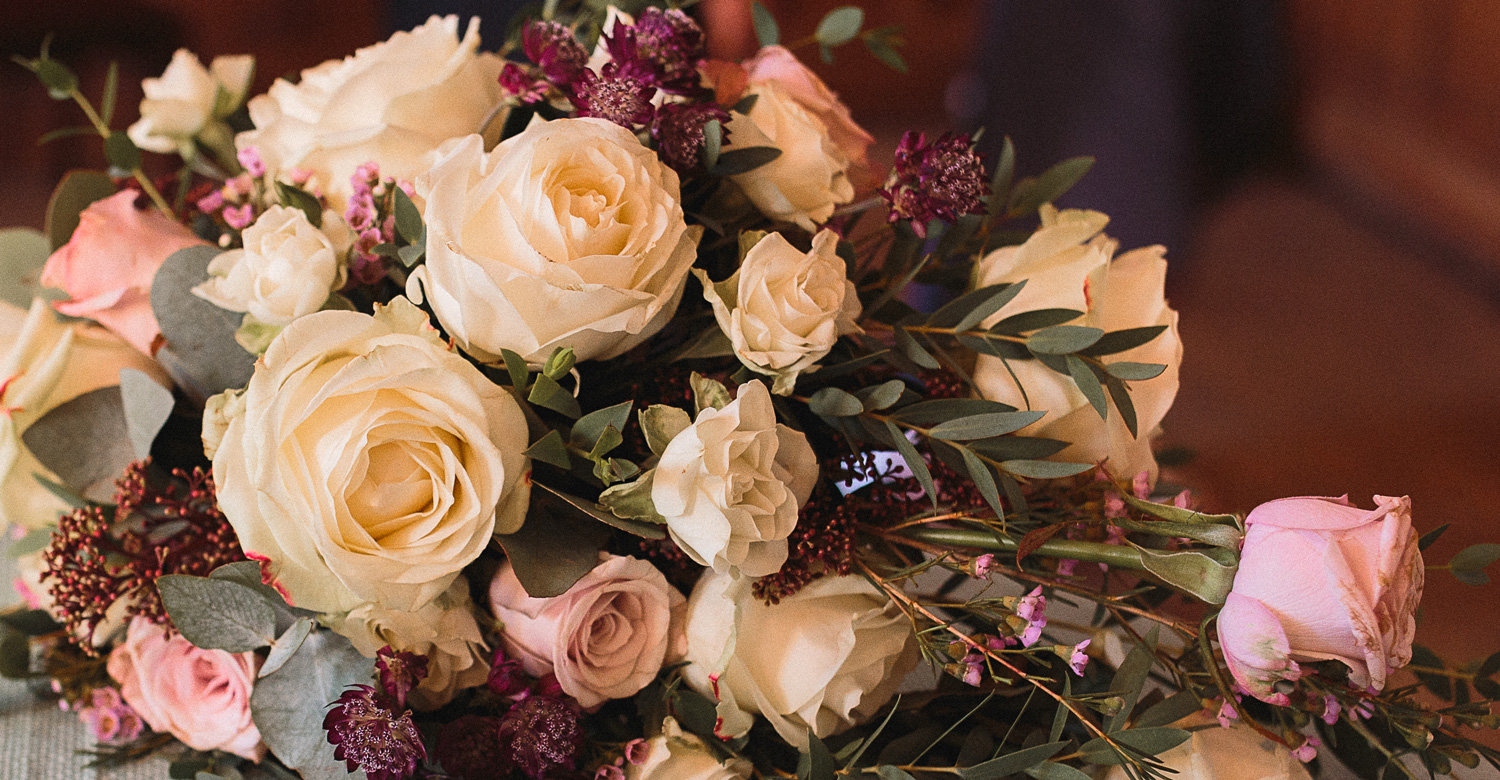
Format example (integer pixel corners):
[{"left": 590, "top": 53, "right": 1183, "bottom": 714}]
[{"left": 3, "top": 4, "right": 1499, "bottom": 780}]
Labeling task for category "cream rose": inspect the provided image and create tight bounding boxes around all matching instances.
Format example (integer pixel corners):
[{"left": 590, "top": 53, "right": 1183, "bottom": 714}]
[
  {"left": 743, "top": 45, "right": 874, "bottom": 175},
  {"left": 332, "top": 577, "right": 489, "bottom": 710},
  {"left": 236, "top": 15, "right": 503, "bottom": 205},
  {"left": 971, "top": 206, "right": 1182, "bottom": 484},
  {"left": 697, "top": 230, "right": 861, "bottom": 395},
  {"left": 407, "top": 119, "right": 702, "bottom": 365},
  {"left": 1100, "top": 724, "right": 1313, "bottom": 780},
  {"left": 627, "top": 718, "right": 753, "bottom": 780},
  {"left": 127, "top": 49, "right": 253, "bottom": 158},
  {"left": 682, "top": 571, "right": 918, "bottom": 748},
  {"left": 210, "top": 297, "right": 530, "bottom": 614},
  {"left": 489, "top": 554, "right": 685, "bottom": 709},
  {"left": 193, "top": 205, "right": 352, "bottom": 330},
  {"left": 652, "top": 380, "right": 817, "bottom": 578},
  {"left": 724, "top": 82, "right": 854, "bottom": 231},
  {"left": 0, "top": 299, "right": 169, "bottom": 529}
]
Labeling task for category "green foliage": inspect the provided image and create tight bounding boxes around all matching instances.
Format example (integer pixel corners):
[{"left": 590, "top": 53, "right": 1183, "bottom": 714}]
[
  {"left": 156, "top": 575, "right": 277, "bottom": 652},
  {"left": 0, "top": 227, "right": 54, "bottom": 308},
  {"left": 151, "top": 246, "right": 257, "bottom": 399},
  {"left": 798, "top": 729, "right": 836, "bottom": 780},
  {"left": 259, "top": 617, "right": 315, "bottom": 678},
  {"left": 751, "top": 1, "right": 780, "bottom": 46},
  {"left": 1006, "top": 157, "right": 1095, "bottom": 217},
  {"left": 250, "top": 630, "right": 373, "bottom": 776},
  {"left": 500, "top": 485, "right": 616, "bottom": 597},
  {"left": 958, "top": 741, "right": 1068, "bottom": 780},
  {"left": 711, "top": 146, "right": 782, "bottom": 176},
  {"left": 1448, "top": 543, "right": 1500, "bottom": 585},
  {"left": 274, "top": 182, "right": 322, "bottom": 228},
  {"left": 21, "top": 386, "right": 136, "bottom": 502},
  {"left": 44, "top": 170, "right": 116, "bottom": 250},
  {"left": 815, "top": 7, "right": 864, "bottom": 47},
  {"left": 640, "top": 404, "right": 692, "bottom": 456}
]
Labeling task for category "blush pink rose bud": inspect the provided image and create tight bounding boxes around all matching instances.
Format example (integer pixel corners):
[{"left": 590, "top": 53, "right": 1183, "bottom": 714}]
[
  {"left": 743, "top": 45, "right": 874, "bottom": 176},
  {"left": 42, "top": 191, "right": 207, "bottom": 355},
  {"left": 489, "top": 554, "right": 686, "bottom": 710},
  {"left": 1219, "top": 495, "right": 1423, "bottom": 703},
  {"left": 106, "top": 617, "right": 265, "bottom": 761}
]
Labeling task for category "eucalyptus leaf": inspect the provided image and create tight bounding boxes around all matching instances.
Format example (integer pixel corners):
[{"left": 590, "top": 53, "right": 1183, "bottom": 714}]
[
  {"left": 990, "top": 308, "right": 1083, "bottom": 336},
  {"left": 392, "top": 186, "right": 424, "bottom": 245},
  {"left": 955, "top": 282, "right": 1027, "bottom": 333},
  {"left": 572, "top": 401, "right": 634, "bottom": 451},
  {"left": 641, "top": 405, "right": 692, "bottom": 456},
  {"left": 1104, "top": 362, "right": 1167, "bottom": 381},
  {"left": 860, "top": 380, "right": 907, "bottom": 412},
  {"left": 927, "top": 411, "right": 1046, "bottom": 440},
  {"left": 799, "top": 729, "right": 836, "bottom": 780},
  {"left": 1135, "top": 689, "right": 1206, "bottom": 729},
  {"left": 1418, "top": 524, "right": 1450, "bottom": 551},
  {"left": 44, "top": 170, "right": 116, "bottom": 250},
  {"left": 967, "top": 435, "right": 1070, "bottom": 461},
  {"left": 1135, "top": 545, "right": 1237, "bottom": 604},
  {"left": 815, "top": 6, "right": 864, "bottom": 47},
  {"left": 598, "top": 471, "right": 668, "bottom": 530},
  {"left": 1008, "top": 156, "right": 1095, "bottom": 216},
  {"left": 959, "top": 741, "right": 1067, "bottom": 780},
  {"left": 751, "top": 1, "right": 779, "bottom": 46},
  {"left": 891, "top": 399, "right": 1018, "bottom": 425},
  {"left": 156, "top": 575, "right": 277, "bottom": 652},
  {"left": 250, "top": 630, "right": 374, "bottom": 777},
  {"left": 151, "top": 246, "right": 256, "bottom": 399},
  {"left": 1080, "top": 325, "right": 1169, "bottom": 357},
  {"left": 499, "top": 486, "right": 615, "bottom": 597},
  {"left": 690, "top": 372, "right": 731, "bottom": 413},
  {"left": 1001, "top": 459, "right": 1094, "bottom": 479},
  {"left": 1079, "top": 727, "right": 1190, "bottom": 765},
  {"left": 501, "top": 348, "right": 530, "bottom": 389},
  {"left": 259, "top": 616, "right": 315, "bottom": 678},
  {"left": 1106, "top": 626, "right": 1158, "bottom": 732},
  {"left": 884, "top": 420, "right": 936, "bottom": 508},
  {"left": 0, "top": 228, "right": 53, "bottom": 308},
  {"left": 1449, "top": 544, "right": 1500, "bottom": 586},
  {"left": 103, "top": 132, "right": 141, "bottom": 172},
  {"left": 863, "top": 35, "right": 907, "bottom": 73},
  {"left": 703, "top": 118, "right": 722, "bottom": 171},
  {"left": 711, "top": 146, "right": 783, "bottom": 176},
  {"left": 1027, "top": 325, "right": 1104, "bottom": 355},
  {"left": 1025, "top": 762, "right": 1093, "bottom": 780},
  {"left": 989, "top": 136, "right": 1016, "bottom": 212},
  {"left": 5, "top": 527, "right": 53, "bottom": 559},
  {"left": 524, "top": 429, "right": 571, "bottom": 470},
  {"left": 274, "top": 182, "right": 322, "bottom": 229},
  {"left": 21, "top": 386, "right": 134, "bottom": 501},
  {"left": 119, "top": 368, "right": 175, "bottom": 459},
  {"left": 893, "top": 327, "right": 939, "bottom": 369},
  {"left": 809, "top": 387, "right": 864, "bottom": 417},
  {"left": 1066, "top": 355, "right": 1109, "bottom": 420},
  {"left": 528, "top": 373, "right": 582, "bottom": 418}
]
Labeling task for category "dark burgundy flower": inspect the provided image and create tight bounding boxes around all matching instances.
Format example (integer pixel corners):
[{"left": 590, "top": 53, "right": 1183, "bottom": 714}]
[
  {"left": 487, "top": 647, "right": 529, "bottom": 698},
  {"left": 523, "top": 20, "right": 589, "bottom": 85},
  {"left": 651, "top": 102, "right": 731, "bottom": 173},
  {"left": 376, "top": 646, "right": 429, "bottom": 711},
  {"left": 501, "top": 62, "right": 551, "bottom": 104},
  {"left": 631, "top": 8, "right": 707, "bottom": 95},
  {"left": 436, "top": 715, "right": 508, "bottom": 780},
  {"left": 571, "top": 28, "right": 658, "bottom": 129},
  {"left": 497, "top": 695, "right": 585, "bottom": 780},
  {"left": 879, "top": 131, "right": 990, "bottom": 237},
  {"left": 324, "top": 684, "right": 428, "bottom": 780}
]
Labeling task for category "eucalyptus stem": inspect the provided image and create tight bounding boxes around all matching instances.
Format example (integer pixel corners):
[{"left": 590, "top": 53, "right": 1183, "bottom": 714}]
[
  {"left": 68, "top": 87, "right": 173, "bottom": 216},
  {"left": 898, "top": 526, "right": 1146, "bottom": 571}
]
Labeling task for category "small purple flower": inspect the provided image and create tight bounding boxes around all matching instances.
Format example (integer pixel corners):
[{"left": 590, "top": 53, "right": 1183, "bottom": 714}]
[
  {"left": 1014, "top": 587, "right": 1046, "bottom": 647},
  {"left": 498, "top": 695, "right": 586, "bottom": 780},
  {"left": 571, "top": 29, "right": 658, "bottom": 129},
  {"left": 971, "top": 553, "right": 996, "bottom": 578},
  {"left": 1066, "top": 639, "right": 1090, "bottom": 675},
  {"left": 1216, "top": 698, "right": 1239, "bottom": 729},
  {"left": 623, "top": 738, "right": 650, "bottom": 765},
  {"left": 595, "top": 764, "right": 626, "bottom": 780},
  {"left": 223, "top": 203, "right": 255, "bottom": 230},
  {"left": 501, "top": 62, "right": 551, "bottom": 104},
  {"left": 1292, "top": 736, "right": 1320, "bottom": 763},
  {"left": 196, "top": 189, "right": 225, "bottom": 214},
  {"left": 237, "top": 146, "right": 267, "bottom": 178},
  {"left": 324, "top": 684, "right": 427, "bottom": 780},
  {"left": 435, "top": 714, "right": 507, "bottom": 780},
  {"left": 631, "top": 8, "right": 707, "bottom": 95},
  {"left": 523, "top": 20, "right": 589, "bottom": 86},
  {"left": 487, "top": 647, "right": 530, "bottom": 698},
  {"left": 960, "top": 651, "right": 984, "bottom": 686},
  {"left": 650, "top": 102, "right": 730, "bottom": 172},
  {"left": 1320, "top": 694, "right": 1341, "bottom": 725},
  {"left": 879, "top": 131, "right": 989, "bottom": 238}
]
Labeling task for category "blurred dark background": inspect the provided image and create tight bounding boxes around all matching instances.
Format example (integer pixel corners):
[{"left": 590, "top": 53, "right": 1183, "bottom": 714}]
[{"left": 2, "top": 0, "right": 1498, "bottom": 665}]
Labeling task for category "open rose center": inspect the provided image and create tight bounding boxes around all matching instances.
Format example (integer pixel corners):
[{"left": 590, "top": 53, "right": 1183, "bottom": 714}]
[{"left": 346, "top": 440, "right": 439, "bottom": 531}]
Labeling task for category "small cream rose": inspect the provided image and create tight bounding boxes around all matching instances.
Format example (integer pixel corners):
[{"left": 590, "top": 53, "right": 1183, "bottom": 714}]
[
  {"left": 681, "top": 571, "right": 918, "bottom": 749},
  {"left": 723, "top": 82, "right": 854, "bottom": 231},
  {"left": 127, "top": 49, "right": 253, "bottom": 157},
  {"left": 1100, "top": 724, "right": 1313, "bottom": 780},
  {"left": 697, "top": 230, "right": 861, "bottom": 395},
  {"left": 626, "top": 718, "right": 753, "bottom": 780},
  {"left": 193, "top": 206, "right": 352, "bottom": 332},
  {"left": 407, "top": 119, "right": 701, "bottom": 365},
  {"left": 211, "top": 297, "right": 530, "bottom": 614},
  {"left": 652, "top": 380, "right": 817, "bottom": 578},
  {"left": 332, "top": 577, "right": 489, "bottom": 710},
  {"left": 489, "top": 555, "right": 685, "bottom": 709},
  {"left": 971, "top": 206, "right": 1182, "bottom": 484},
  {"left": 0, "top": 300, "right": 169, "bottom": 529},
  {"left": 236, "top": 15, "right": 503, "bottom": 205}
]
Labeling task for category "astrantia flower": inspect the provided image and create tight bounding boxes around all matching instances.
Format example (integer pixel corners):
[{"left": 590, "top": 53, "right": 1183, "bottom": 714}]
[
  {"left": 631, "top": 8, "right": 707, "bottom": 94},
  {"left": 487, "top": 647, "right": 530, "bottom": 698},
  {"left": 501, "top": 62, "right": 551, "bottom": 103},
  {"left": 376, "top": 646, "right": 429, "bottom": 711},
  {"left": 324, "top": 684, "right": 427, "bottom": 780},
  {"left": 651, "top": 102, "right": 730, "bottom": 173},
  {"left": 498, "top": 695, "right": 585, "bottom": 780},
  {"left": 436, "top": 714, "right": 508, "bottom": 780},
  {"left": 571, "top": 29, "right": 657, "bottom": 129},
  {"left": 879, "top": 131, "right": 989, "bottom": 237},
  {"left": 523, "top": 20, "right": 589, "bottom": 85}
]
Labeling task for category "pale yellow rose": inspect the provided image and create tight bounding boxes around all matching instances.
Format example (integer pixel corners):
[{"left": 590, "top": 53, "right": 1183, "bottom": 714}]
[
  {"left": 626, "top": 718, "right": 752, "bottom": 780},
  {"left": 127, "top": 49, "right": 253, "bottom": 157},
  {"left": 193, "top": 205, "right": 352, "bottom": 329},
  {"left": 723, "top": 82, "right": 854, "bottom": 231},
  {"left": 1100, "top": 724, "right": 1313, "bottom": 780}
]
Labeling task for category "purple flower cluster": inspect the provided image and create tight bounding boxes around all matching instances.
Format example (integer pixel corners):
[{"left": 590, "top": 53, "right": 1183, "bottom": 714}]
[
  {"left": 879, "top": 131, "right": 990, "bottom": 237},
  {"left": 431, "top": 648, "right": 587, "bottom": 780},
  {"left": 324, "top": 646, "right": 430, "bottom": 780},
  {"left": 345, "top": 161, "right": 405, "bottom": 285},
  {"left": 70, "top": 687, "right": 144, "bottom": 745}
]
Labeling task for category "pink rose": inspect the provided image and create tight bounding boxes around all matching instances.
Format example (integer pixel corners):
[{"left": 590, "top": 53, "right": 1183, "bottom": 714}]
[
  {"left": 1220, "top": 495, "right": 1423, "bottom": 703},
  {"left": 743, "top": 45, "right": 874, "bottom": 175},
  {"left": 41, "top": 191, "right": 207, "bottom": 355},
  {"left": 106, "top": 617, "right": 265, "bottom": 761},
  {"left": 489, "top": 555, "right": 685, "bottom": 709}
]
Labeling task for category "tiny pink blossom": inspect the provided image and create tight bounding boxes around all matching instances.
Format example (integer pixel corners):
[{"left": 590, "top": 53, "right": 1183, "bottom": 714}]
[
  {"left": 961, "top": 653, "right": 983, "bottom": 686},
  {"left": 1056, "top": 558, "right": 1078, "bottom": 576},
  {"left": 288, "top": 167, "right": 314, "bottom": 186},
  {"left": 1321, "top": 695, "right": 1340, "bottom": 725},
  {"left": 226, "top": 174, "right": 254, "bottom": 198},
  {"left": 595, "top": 764, "right": 626, "bottom": 780},
  {"left": 13, "top": 577, "right": 43, "bottom": 609},
  {"left": 196, "top": 189, "right": 225, "bottom": 213},
  {"left": 1216, "top": 699, "right": 1239, "bottom": 729},
  {"left": 223, "top": 204, "right": 255, "bottom": 230},
  {"left": 623, "top": 738, "right": 650, "bottom": 765},
  {"left": 1067, "top": 640, "right": 1090, "bottom": 675},
  {"left": 1104, "top": 491, "right": 1127, "bottom": 518},
  {"left": 972, "top": 554, "right": 996, "bottom": 578},
  {"left": 1173, "top": 489, "right": 1193, "bottom": 509},
  {"left": 1131, "top": 472, "right": 1151, "bottom": 499},
  {"left": 237, "top": 146, "right": 266, "bottom": 177},
  {"left": 1292, "top": 736, "right": 1320, "bottom": 762}
]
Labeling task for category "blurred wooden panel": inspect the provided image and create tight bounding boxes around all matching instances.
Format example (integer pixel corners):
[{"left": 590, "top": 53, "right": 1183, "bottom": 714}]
[{"left": 1289, "top": 0, "right": 1500, "bottom": 270}]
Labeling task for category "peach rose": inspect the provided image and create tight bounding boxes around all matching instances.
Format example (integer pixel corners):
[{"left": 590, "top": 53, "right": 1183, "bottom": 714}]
[
  {"left": 1220, "top": 495, "right": 1423, "bottom": 703},
  {"left": 489, "top": 555, "right": 685, "bottom": 709},
  {"left": 106, "top": 617, "right": 265, "bottom": 761},
  {"left": 743, "top": 45, "right": 873, "bottom": 175},
  {"left": 41, "top": 190, "right": 207, "bottom": 355}
]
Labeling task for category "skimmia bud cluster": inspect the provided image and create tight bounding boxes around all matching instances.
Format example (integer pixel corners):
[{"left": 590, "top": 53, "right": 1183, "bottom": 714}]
[
  {"left": 42, "top": 461, "right": 244, "bottom": 651},
  {"left": 880, "top": 131, "right": 990, "bottom": 237}
]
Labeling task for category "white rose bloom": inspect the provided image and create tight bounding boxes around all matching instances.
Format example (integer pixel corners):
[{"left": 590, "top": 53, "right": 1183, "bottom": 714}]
[
  {"left": 407, "top": 119, "right": 702, "bottom": 365},
  {"left": 0, "top": 300, "right": 169, "bottom": 529},
  {"left": 127, "top": 49, "right": 253, "bottom": 156},
  {"left": 697, "top": 230, "right": 861, "bottom": 395},
  {"left": 972, "top": 206, "right": 1182, "bottom": 484},
  {"left": 724, "top": 82, "right": 854, "bottom": 231},
  {"left": 210, "top": 297, "right": 531, "bottom": 614},
  {"left": 682, "top": 571, "right": 918, "bottom": 749},
  {"left": 627, "top": 718, "right": 752, "bottom": 780},
  {"left": 1100, "top": 724, "right": 1313, "bottom": 780},
  {"left": 236, "top": 15, "right": 503, "bottom": 205},
  {"left": 192, "top": 206, "right": 352, "bottom": 329},
  {"left": 652, "top": 380, "right": 817, "bottom": 578},
  {"left": 332, "top": 577, "right": 489, "bottom": 710}
]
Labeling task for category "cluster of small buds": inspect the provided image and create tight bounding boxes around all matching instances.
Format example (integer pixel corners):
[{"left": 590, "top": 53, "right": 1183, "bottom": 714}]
[
  {"left": 650, "top": 101, "right": 731, "bottom": 173},
  {"left": 345, "top": 162, "right": 405, "bottom": 285},
  {"left": 879, "top": 131, "right": 989, "bottom": 238},
  {"left": 70, "top": 687, "right": 144, "bottom": 745},
  {"left": 499, "top": 695, "right": 587, "bottom": 780},
  {"left": 324, "top": 646, "right": 431, "bottom": 780},
  {"left": 1056, "top": 639, "right": 1090, "bottom": 675},
  {"left": 593, "top": 738, "right": 651, "bottom": 780},
  {"left": 1011, "top": 586, "right": 1047, "bottom": 647}
]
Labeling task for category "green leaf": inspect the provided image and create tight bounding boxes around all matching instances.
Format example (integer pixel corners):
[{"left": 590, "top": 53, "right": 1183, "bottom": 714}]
[
  {"left": 22, "top": 386, "right": 135, "bottom": 502},
  {"left": 501, "top": 348, "right": 530, "bottom": 390},
  {"left": 1002, "top": 460, "right": 1094, "bottom": 479},
  {"left": 5, "top": 527, "right": 54, "bottom": 559},
  {"left": 1049, "top": 676, "right": 1071, "bottom": 743},
  {"left": 0, "top": 227, "right": 54, "bottom": 309},
  {"left": 32, "top": 473, "right": 88, "bottom": 510},
  {"left": 927, "top": 411, "right": 1046, "bottom": 440},
  {"left": 640, "top": 405, "right": 692, "bottom": 456},
  {"left": 393, "top": 186, "right": 424, "bottom": 245},
  {"left": 397, "top": 244, "right": 424, "bottom": 268},
  {"left": 528, "top": 374, "right": 582, "bottom": 418},
  {"left": 544, "top": 346, "right": 577, "bottom": 380},
  {"left": 151, "top": 247, "right": 259, "bottom": 399},
  {"left": 598, "top": 471, "right": 667, "bottom": 528},
  {"left": 1104, "top": 362, "right": 1167, "bottom": 381},
  {"left": 1027, "top": 325, "right": 1104, "bottom": 355},
  {"left": 498, "top": 485, "right": 615, "bottom": 597},
  {"left": 702, "top": 118, "right": 722, "bottom": 170},
  {"left": 156, "top": 575, "right": 277, "bottom": 652},
  {"left": 1136, "top": 545, "right": 1237, "bottom": 604},
  {"left": 0, "top": 609, "right": 61, "bottom": 636},
  {"left": 799, "top": 728, "right": 836, "bottom": 780},
  {"left": 751, "top": 1, "right": 780, "bottom": 46},
  {"left": 274, "top": 182, "right": 322, "bottom": 228},
  {"left": 0, "top": 625, "right": 29, "bottom": 679},
  {"left": 250, "top": 630, "right": 374, "bottom": 776},
  {"left": 959, "top": 741, "right": 1068, "bottom": 780},
  {"left": 1121, "top": 495, "right": 1238, "bottom": 526},
  {"left": 119, "top": 367, "right": 175, "bottom": 459},
  {"left": 33, "top": 58, "right": 79, "bottom": 98},
  {"left": 891, "top": 398, "right": 1017, "bottom": 425},
  {"left": 1410, "top": 645, "right": 1451, "bottom": 700},
  {"left": 894, "top": 327, "right": 940, "bottom": 369},
  {"left": 1008, "top": 156, "right": 1095, "bottom": 216},
  {"left": 878, "top": 768, "right": 916, "bottom": 780},
  {"left": 731, "top": 93, "right": 759, "bottom": 114},
  {"left": 258, "top": 616, "right": 314, "bottom": 678},
  {"left": 524, "top": 429, "right": 572, "bottom": 469},
  {"left": 1418, "top": 524, "right": 1450, "bottom": 551},
  {"left": 571, "top": 401, "right": 634, "bottom": 451},
  {"left": 712, "top": 146, "right": 782, "bottom": 176},
  {"left": 958, "top": 447, "right": 1004, "bottom": 519},
  {"left": 809, "top": 387, "right": 864, "bottom": 417},
  {"left": 1066, "top": 355, "right": 1109, "bottom": 420},
  {"left": 884, "top": 420, "right": 936, "bottom": 508},
  {"left": 690, "top": 372, "right": 731, "bottom": 413},
  {"left": 815, "top": 6, "right": 864, "bottom": 47},
  {"left": 1106, "top": 626, "right": 1158, "bottom": 732},
  {"left": 990, "top": 308, "right": 1083, "bottom": 336},
  {"left": 1478, "top": 650, "right": 1500, "bottom": 680},
  {"left": 588, "top": 425, "right": 624, "bottom": 461},
  {"left": 954, "top": 282, "right": 1028, "bottom": 333},
  {"left": 1080, "top": 727, "right": 1190, "bottom": 764},
  {"left": 1025, "top": 763, "right": 1093, "bottom": 780},
  {"left": 100, "top": 61, "right": 119, "bottom": 126},
  {"left": 44, "top": 170, "right": 117, "bottom": 250},
  {"left": 863, "top": 34, "right": 907, "bottom": 72},
  {"left": 929, "top": 284, "right": 1014, "bottom": 329},
  {"left": 860, "top": 379, "right": 907, "bottom": 412},
  {"left": 1134, "top": 689, "right": 1206, "bottom": 729},
  {"left": 1079, "top": 325, "right": 1169, "bottom": 357},
  {"left": 671, "top": 324, "right": 734, "bottom": 360},
  {"left": 234, "top": 318, "right": 281, "bottom": 355},
  {"left": 1449, "top": 543, "right": 1500, "bottom": 586},
  {"left": 989, "top": 136, "right": 1016, "bottom": 212}
]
